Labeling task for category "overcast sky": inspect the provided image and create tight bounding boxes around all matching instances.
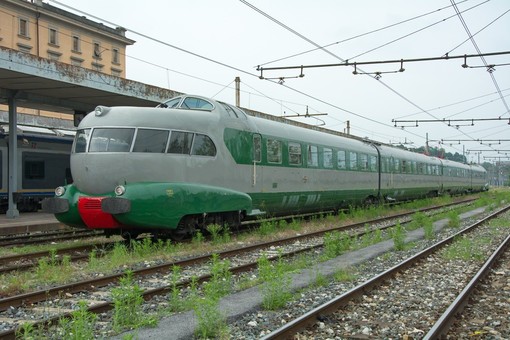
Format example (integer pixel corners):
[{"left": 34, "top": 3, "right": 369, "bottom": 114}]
[{"left": 50, "top": 0, "right": 509, "bottom": 162}]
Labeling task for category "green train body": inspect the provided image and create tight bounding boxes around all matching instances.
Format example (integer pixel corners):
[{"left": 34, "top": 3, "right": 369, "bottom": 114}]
[{"left": 42, "top": 95, "right": 488, "bottom": 239}]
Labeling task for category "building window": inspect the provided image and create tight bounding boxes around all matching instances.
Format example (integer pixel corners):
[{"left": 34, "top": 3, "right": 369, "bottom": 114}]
[
  {"left": 18, "top": 18, "right": 29, "bottom": 37},
  {"left": 49, "top": 28, "right": 58, "bottom": 45},
  {"left": 72, "top": 35, "right": 81, "bottom": 52},
  {"left": 93, "top": 42, "right": 101, "bottom": 58},
  {"left": 112, "top": 47, "right": 120, "bottom": 64}
]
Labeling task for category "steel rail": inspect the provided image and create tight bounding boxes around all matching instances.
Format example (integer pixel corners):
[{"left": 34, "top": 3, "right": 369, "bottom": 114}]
[
  {"left": 0, "top": 197, "right": 479, "bottom": 338},
  {"left": 0, "top": 197, "right": 475, "bottom": 275},
  {"left": 261, "top": 204, "right": 510, "bottom": 339},
  {"left": 424, "top": 233, "right": 510, "bottom": 339}
]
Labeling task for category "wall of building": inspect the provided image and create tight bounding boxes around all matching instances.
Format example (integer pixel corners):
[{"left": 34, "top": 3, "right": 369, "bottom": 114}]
[{"left": 0, "top": 0, "right": 135, "bottom": 120}]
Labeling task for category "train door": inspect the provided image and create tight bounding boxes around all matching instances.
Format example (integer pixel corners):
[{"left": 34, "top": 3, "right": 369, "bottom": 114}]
[{"left": 252, "top": 134, "right": 263, "bottom": 190}]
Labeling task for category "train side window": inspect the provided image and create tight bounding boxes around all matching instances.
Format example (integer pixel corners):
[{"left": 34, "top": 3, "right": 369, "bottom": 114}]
[
  {"left": 402, "top": 160, "right": 408, "bottom": 173},
  {"left": 288, "top": 142, "right": 302, "bottom": 165},
  {"left": 394, "top": 158, "right": 400, "bottom": 172},
  {"left": 89, "top": 128, "right": 134, "bottom": 152},
  {"left": 0, "top": 150, "right": 2, "bottom": 189},
  {"left": 307, "top": 145, "right": 318, "bottom": 167},
  {"left": 133, "top": 129, "right": 169, "bottom": 153},
  {"left": 323, "top": 148, "right": 333, "bottom": 168},
  {"left": 192, "top": 134, "right": 216, "bottom": 156},
  {"left": 253, "top": 134, "right": 261, "bottom": 162},
  {"left": 360, "top": 154, "right": 368, "bottom": 171},
  {"left": 25, "top": 161, "right": 45, "bottom": 179},
  {"left": 337, "top": 150, "right": 346, "bottom": 169},
  {"left": 349, "top": 152, "right": 357, "bottom": 170},
  {"left": 167, "top": 131, "right": 194, "bottom": 154},
  {"left": 73, "top": 129, "right": 90, "bottom": 153},
  {"left": 267, "top": 139, "right": 282, "bottom": 164},
  {"left": 369, "top": 155, "right": 377, "bottom": 171}
]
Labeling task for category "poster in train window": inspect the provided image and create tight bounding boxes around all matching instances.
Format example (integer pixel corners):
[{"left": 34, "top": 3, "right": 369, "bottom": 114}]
[
  {"left": 267, "top": 139, "right": 282, "bottom": 164},
  {"left": 288, "top": 142, "right": 302, "bottom": 165}
]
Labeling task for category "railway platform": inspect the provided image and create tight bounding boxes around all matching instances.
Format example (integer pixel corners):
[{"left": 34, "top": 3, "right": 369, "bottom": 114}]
[{"left": 0, "top": 211, "right": 64, "bottom": 236}]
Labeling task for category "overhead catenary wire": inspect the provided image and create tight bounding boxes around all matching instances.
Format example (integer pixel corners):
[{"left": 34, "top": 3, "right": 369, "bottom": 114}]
[
  {"left": 451, "top": 0, "right": 510, "bottom": 117},
  {"left": 256, "top": 0, "right": 471, "bottom": 67}
]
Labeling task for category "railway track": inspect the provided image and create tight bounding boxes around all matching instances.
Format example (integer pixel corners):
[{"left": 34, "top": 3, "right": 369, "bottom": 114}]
[
  {"left": 0, "top": 229, "right": 102, "bottom": 248},
  {"left": 0, "top": 197, "right": 477, "bottom": 276},
  {"left": 0, "top": 197, "right": 485, "bottom": 338},
  {"left": 260, "top": 205, "right": 510, "bottom": 339}
]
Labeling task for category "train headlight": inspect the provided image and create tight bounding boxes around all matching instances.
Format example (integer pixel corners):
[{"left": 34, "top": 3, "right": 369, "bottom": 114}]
[
  {"left": 55, "top": 186, "right": 66, "bottom": 197},
  {"left": 114, "top": 185, "right": 126, "bottom": 196},
  {"left": 94, "top": 106, "right": 110, "bottom": 116}
]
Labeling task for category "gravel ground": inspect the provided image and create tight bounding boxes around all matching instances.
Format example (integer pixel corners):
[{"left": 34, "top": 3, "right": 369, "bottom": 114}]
[{"left": 115, "top": 206, "right": 501, "bottom": 339}]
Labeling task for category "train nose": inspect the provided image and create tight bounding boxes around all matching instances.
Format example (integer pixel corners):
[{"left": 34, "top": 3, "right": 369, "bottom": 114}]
[{"left": 78, "top": 197, "right": 121, "bottom": 228}]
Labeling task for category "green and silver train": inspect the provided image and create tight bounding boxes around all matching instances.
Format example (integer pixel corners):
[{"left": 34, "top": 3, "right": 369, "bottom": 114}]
[{"left": 42, "top": 95, "right": 488, "bottom": 239}]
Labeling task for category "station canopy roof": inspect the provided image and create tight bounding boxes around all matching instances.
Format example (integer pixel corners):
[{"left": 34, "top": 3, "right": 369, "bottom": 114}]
[{"left": 0, "top": 46, "right": 181, "bottom": 116}]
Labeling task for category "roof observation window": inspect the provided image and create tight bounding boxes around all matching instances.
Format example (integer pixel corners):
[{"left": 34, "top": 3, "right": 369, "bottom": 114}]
[{"left": 181, "top": 97, "right": 214, "bottom": 110}]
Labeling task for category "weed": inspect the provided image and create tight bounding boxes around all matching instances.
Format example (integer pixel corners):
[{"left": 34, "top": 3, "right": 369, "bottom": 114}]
[
  {"left": 16, "top": 322, "right": 46, "bottom": 340},
  {"left": 447, "top": 211, "right": 460, "bottom": 228},
  {"left": 112, "top": 271, "right": 156, "bottom": 332},
  {"left": 193, "top": 294, "right": 228, "bottom": 339},
  {"left": 207, "top": 254, "right": 232, "bottom": 298},
  {"left": 391, "top": 222, "right": 406, "bottom": 251},
  {"left": 168, "top": 265, "right": 183, "bottom": 312},
  {"left": 58, "top": 300, "right": 97, "bottom": 339},
  {"left": 258, "top": 220, "right": 277, "bottom": 236},
  {"left": 334, "top": 268, "right": 356, "bottom": 282},
  {"left": 258, "top": 252, "right": 292, "bottom": 310},
  {"left": 206, "top": 224, "right": 222, "bottom": 244},
  {"left": 442, "top": 236, "right": 488, "bottom": 261},
  {"left": 289, "top": 219, "right": 301, "bottom": 231},
  {"left": 312, "top": 268, "right": 328, "bottom": 287},
  {"left": 192, "top": 231, "right": 205, "bottom": 244}
]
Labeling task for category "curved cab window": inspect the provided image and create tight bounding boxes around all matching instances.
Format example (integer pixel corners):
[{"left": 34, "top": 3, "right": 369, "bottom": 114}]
[
  {"left": 192, "top": 134, "right": 216, "bottom": 156},
  {"left": 168, "top": 131, "right": 193, "bottom": 154},
  {"left": 133, "top": 129, "right": 169, "bottom": 153},
  {"left": 89, "top": 128, "right": 134, "bottom": 152},
  {"left": 74, "top": 129, "right": 90, "bottom": 153}
]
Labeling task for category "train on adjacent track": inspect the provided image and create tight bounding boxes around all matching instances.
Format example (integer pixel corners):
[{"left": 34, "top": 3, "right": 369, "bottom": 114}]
[
  {"left": 42, "top": 95, "right": 488, "bottom": 239},
  {"left": 0, "top": 125, "right": 73, "bottom": 213}
]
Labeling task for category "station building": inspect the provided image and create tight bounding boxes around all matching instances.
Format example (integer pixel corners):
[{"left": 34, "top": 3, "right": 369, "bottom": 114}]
[{"left": 0, "top": 0, "right": 135, "bottom": 120}]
